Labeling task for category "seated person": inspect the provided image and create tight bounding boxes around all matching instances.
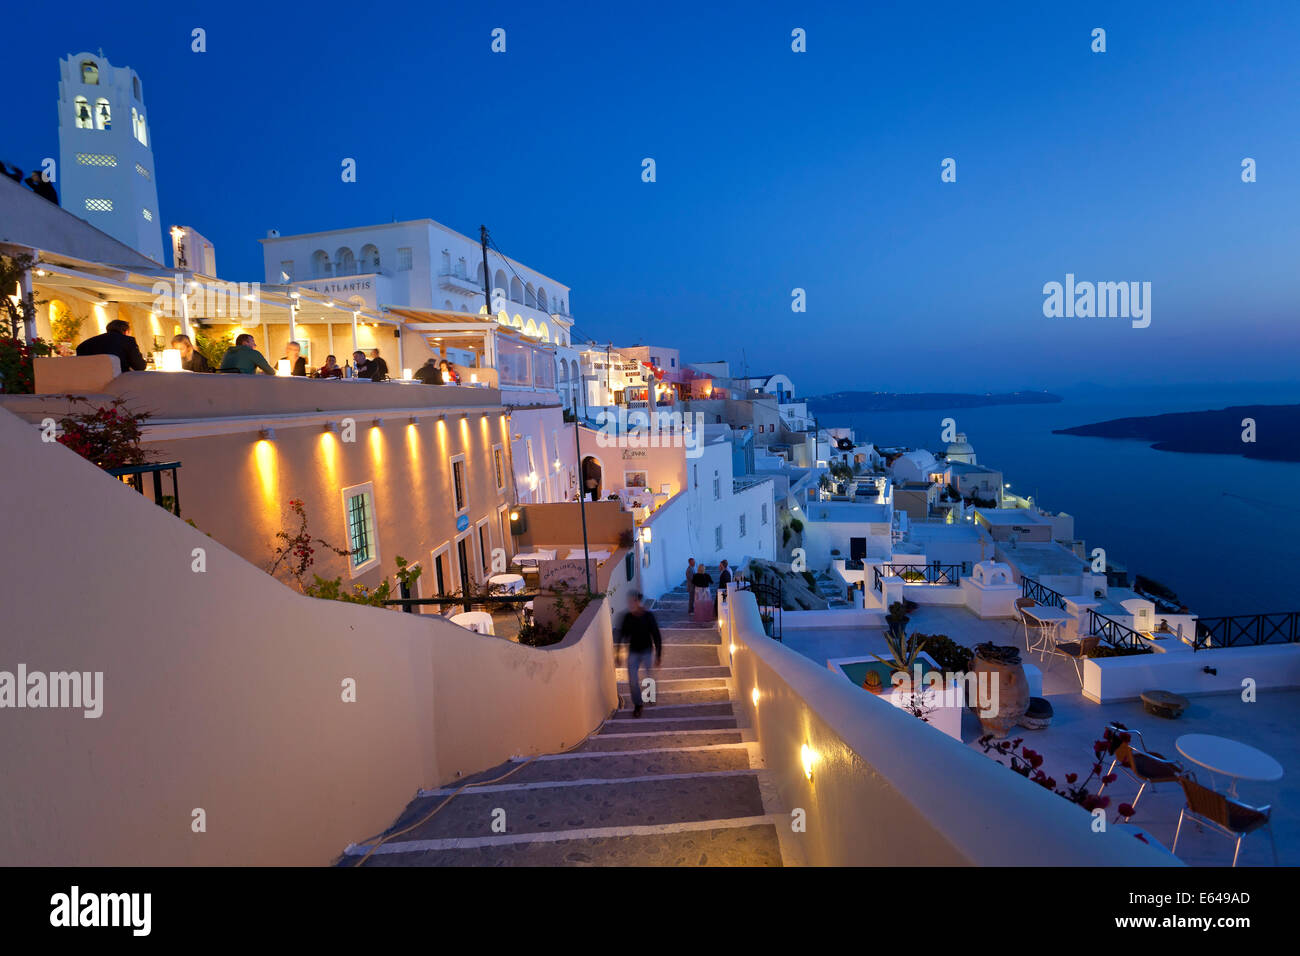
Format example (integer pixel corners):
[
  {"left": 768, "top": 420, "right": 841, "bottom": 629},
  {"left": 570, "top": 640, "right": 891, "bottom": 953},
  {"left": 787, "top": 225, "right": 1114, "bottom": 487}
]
[
  {"left": 219, "top": 333, "right": 277, "bottom": 374},
  {"left": 317, "top": 354, "right": 343, "bottom": 379},
  {"left": 170, "top": 333, "right": 211, "bottom": 372},
  {"left": 76, "top": 318, "right": 146, "bottom": 372},
  {"left": 280, "top": 340, "right": 307, "bottom": 376}
]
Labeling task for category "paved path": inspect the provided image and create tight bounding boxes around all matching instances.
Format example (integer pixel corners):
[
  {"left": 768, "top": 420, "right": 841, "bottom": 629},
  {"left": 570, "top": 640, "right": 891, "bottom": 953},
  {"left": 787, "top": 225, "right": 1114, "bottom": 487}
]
[{"left": 339, "top": 589, "right": 784, "bottom": 866}]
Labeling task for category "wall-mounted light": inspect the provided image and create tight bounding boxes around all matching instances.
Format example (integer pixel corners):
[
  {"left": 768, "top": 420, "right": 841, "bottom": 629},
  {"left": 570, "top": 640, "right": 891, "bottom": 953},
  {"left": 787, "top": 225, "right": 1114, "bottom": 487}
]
[
  {"left": 640, "top": 526, "right": 652, "bottom": 545},
  {"left": 409, "top": 416, "right": 419, "bottom": 425},
  {"left": 509, "top": 509, "right": 527, "bottom": 535},
  {"left": 258, "top": 427, "right": 275, "bottom": 440},
  {"left": 801, "top": 744, "right": 817, "bottom": 781},
  {"left": 751, "top": 687, "right": 760, "bottom": 706},
  {"left": 322, "top": 422, "right": 336, "bottom": 433},
  {"left": 372, "top": 418, "right": 384, "bottom": 428},
  {"left": 729, "top": 642, "right": 736, "bottom": 655}
]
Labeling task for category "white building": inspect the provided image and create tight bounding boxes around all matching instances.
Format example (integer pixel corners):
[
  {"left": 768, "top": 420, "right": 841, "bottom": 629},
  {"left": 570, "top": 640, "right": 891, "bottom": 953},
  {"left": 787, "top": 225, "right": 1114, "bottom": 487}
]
[
  {"left": 258, "top": 219, "right": 584, "bottom": 414},
  {"left": 57, "top": 52, "right": 163, "bottom": 262}
]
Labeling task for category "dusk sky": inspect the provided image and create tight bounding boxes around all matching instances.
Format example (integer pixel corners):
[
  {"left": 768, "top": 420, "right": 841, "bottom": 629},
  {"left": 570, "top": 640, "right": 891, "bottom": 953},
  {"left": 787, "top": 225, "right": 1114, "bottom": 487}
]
[{"left": 3, "top": 1, "right": 1298, "bottom": 393}]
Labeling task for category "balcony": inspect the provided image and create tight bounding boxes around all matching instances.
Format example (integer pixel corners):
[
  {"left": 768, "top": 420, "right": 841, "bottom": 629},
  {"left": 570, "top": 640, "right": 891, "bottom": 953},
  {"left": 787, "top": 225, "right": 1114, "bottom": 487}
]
[{"left": 438, "top": 271, "right": 481, "bottom": 295}]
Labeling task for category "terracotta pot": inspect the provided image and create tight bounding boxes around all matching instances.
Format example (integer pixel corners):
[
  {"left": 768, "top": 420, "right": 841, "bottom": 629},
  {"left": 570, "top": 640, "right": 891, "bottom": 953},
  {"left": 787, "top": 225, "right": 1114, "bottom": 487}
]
[{"left": 972, "top": 646, "right": 1029, "bottom": 737}]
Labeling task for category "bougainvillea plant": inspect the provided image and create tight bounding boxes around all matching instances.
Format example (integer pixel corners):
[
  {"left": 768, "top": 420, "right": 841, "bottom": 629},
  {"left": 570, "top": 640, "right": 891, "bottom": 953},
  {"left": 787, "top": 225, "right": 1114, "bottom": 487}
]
[
  {"left": 267, "top": 498, "right": 356, "bottom": 590},
  {"left": 978, "top": 723, "right": 1129, "bottom": 814},
  {"left": 0, "top": 336, "right": 53, "bottom": 394},
  {"left": 54, "top": 396, "right": 151, "bottom": 469}
]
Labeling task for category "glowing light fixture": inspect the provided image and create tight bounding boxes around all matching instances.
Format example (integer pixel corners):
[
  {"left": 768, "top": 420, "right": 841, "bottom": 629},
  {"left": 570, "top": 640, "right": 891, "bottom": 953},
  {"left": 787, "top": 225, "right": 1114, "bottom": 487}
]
[
  {"left": 801, "top": 744, "right": 817, "bottom": 781},
  {"left": 322, "top": 422, "right": 336, "bottom": 433},
  {"left": 640, "top": 526, "right": 652, "bottom": 545},
  {"left": 159, "top": 348, "right": 183, "bottom": 372},
  {"left": 402, "top": 367, "right": 412, "bottom": 380},
  {"left": 372, "top": 418, "right": 384, "bottom": 428},
  {"left": 751, "top": 687, "right": 760, "bottom": 706},
  {"left": 258, "top": 427, "right": 275, "bottom": 440},
  {"left": 276, "top": 359, "right": 291, "bottom": 376},
  {"left": 729, "top": 642, "right": 736, "bottom": 655}
]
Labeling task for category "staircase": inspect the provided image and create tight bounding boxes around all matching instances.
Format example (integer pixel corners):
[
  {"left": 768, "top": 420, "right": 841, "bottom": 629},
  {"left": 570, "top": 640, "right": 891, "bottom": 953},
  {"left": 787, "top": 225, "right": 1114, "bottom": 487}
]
[
  {"left": 339, "top": 589, "right": 784, "bottom": 866},
  {"left": 814, "top": 571, "right": 854, "bottom": 609}
]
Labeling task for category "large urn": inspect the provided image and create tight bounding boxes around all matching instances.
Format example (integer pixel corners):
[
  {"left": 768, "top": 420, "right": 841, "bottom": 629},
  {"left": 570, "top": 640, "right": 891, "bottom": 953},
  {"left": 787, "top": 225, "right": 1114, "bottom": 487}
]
[{"left": 971, "top": 642, "right": 1029, "bottom": 737}]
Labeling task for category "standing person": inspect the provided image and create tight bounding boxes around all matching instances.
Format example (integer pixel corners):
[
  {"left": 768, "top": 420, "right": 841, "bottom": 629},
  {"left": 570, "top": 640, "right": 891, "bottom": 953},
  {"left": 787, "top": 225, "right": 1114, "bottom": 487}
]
[
  {"left": 618, "top": 591, "right": 662, "bottom": 718},
  {"left": 219, "top": 333, "right": 276, "bottom": 374},
  {"left": 717, "top": 560, "right": 733, "bottom": 604},
  {"left": 170, "top": 334, "right": 211, "bottom": 372},
  {"left": 684, "top": 557, "right": 696, "bottom": 613},
  {"left": 24, "top": 169, "right": 58, "bottom": 204},
  {"left": 366, "top": 348, "right": 389, "bottom": 382},
  {"left": 280, "top": 340, "right": 307, "bottom": 376},
  {"left": 76, "top": 319, "right": 146, "bottom": 371},
  {"left": 692, "top": 565, "right": 715, "bottom": 624}
]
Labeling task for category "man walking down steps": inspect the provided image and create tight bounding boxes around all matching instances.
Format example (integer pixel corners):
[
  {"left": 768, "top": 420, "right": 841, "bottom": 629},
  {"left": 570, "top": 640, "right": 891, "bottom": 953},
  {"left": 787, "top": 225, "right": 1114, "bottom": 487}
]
[{"left": 619, "top": 591, "right": 662, "bottom": 717}]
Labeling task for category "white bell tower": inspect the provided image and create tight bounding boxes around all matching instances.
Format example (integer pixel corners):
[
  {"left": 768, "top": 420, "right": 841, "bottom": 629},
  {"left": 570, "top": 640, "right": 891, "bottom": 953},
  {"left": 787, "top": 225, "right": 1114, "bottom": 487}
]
[{"left": 57, "top": 51, "right": 164, "bottom": 263}]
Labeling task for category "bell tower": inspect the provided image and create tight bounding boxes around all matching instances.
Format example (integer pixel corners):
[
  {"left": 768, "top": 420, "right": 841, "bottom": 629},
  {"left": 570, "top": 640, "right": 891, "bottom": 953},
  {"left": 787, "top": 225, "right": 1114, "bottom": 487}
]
[{"left": 57, "top": 52, "right": 164, "bottom": 263}]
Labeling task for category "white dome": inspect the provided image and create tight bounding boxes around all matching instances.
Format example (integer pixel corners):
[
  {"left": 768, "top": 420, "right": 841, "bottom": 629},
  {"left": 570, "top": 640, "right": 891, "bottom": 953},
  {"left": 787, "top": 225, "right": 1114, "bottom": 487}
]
[{"left": 946, "top": 432, "right": 976, "bottom": 463}]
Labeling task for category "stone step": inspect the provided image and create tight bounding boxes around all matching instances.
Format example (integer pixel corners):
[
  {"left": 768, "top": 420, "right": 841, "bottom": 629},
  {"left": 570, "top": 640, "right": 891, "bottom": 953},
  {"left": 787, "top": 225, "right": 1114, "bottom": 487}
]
[
  {"left": 610, "top": 701, "right": 734, "bottom": 719},
  {"left": 574, "top": 729, "right": 744, "bottom": 752},
  {"left": 420, "top": 745, "right": 751, "bottom": 788},
  {"left": 660, "top": 628, "right": 721, "bottom": 645},
  {"left": 617, "top": 677, "right": 729, "bottom": 693},
  {"left": 369, "top": 771, "right": 766, "bottom": 842},
  {"left": 600, "top": 716, "right": 738, "bottom": 734},
  {"left": 348, "top": 821, "right": 783, "bottom": 866},
  {"left": 617, "top": 687, "right": 731, "bottom": 706},
  {"left": 616, "top": 664, "right": 729, "bottom": 680}
]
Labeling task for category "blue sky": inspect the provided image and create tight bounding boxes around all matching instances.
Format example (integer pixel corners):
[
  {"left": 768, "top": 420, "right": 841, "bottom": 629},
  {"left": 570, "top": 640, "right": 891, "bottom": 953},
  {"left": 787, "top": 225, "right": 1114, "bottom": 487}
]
[{"left": 3, "top": 1, "right": 1298, "bottom": 393}]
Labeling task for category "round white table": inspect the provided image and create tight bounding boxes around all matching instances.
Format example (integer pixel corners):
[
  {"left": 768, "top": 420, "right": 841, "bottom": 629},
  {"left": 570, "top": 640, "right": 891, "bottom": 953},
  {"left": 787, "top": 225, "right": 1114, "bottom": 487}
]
[
  {"left": 488, "top": 573, "right": 525, "bottom": 594},
  {"left": 1175, "top": 733, "right": 1284, "bottom": 796},
  {"left": 449, "top": 610, "right": 494, "bottom": 635}
]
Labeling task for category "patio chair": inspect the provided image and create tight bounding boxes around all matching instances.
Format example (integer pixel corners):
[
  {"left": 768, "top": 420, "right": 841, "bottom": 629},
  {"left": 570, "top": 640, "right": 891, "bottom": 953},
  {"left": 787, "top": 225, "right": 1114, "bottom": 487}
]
[
  {"left": 1171, "top": 771, "right": 1278, "bottom": 866},
  {"left": 1097, "top": 725, "right": 1181, "bottom": 820},
  {"left": 1013, "top": 598, "right": 1054, "bottom": 657},
  {"left": 1043, "top": 634, "right": 1100, "bottom": 686}
]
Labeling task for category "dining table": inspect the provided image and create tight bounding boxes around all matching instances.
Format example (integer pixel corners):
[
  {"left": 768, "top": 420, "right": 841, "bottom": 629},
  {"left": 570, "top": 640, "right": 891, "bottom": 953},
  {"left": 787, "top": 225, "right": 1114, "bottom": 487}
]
[
  {"left": 1175, "top": 733, "right": 1284, "bottom": 797},
  {"left": 488, "top": 572, "right": 525, "bottom": 594},
  {"left": 1021, "top": 605, "right": 1074, "bottom": 657},
  {"left": 449, "top": 610, "right": 494, "bottom": 636}
]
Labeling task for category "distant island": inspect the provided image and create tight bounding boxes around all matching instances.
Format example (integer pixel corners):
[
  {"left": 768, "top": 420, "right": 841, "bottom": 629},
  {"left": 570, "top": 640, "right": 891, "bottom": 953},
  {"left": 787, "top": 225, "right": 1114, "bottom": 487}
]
[
  {"left": 806, "top": 390, "right": 1062, "bottom": 413},
  {"left": 1054, "top": 404, "right": 1300, "bottom": 463}
]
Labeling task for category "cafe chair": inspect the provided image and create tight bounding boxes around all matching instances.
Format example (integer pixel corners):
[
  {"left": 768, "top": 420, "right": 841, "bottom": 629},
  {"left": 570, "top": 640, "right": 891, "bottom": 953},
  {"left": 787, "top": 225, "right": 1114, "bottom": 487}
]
[
  {"left": 1013, "top": 597, "right": 1053, "bottom": 657},
  {"left": 1044, "top": 634, "right": 1100, "bottom": 686},
  {"left": 1171, "top": 771, "right": 1278, "bottom": 867},
  {"left": 1097, "top": 723, "right": 1181, "bottom": 821}
]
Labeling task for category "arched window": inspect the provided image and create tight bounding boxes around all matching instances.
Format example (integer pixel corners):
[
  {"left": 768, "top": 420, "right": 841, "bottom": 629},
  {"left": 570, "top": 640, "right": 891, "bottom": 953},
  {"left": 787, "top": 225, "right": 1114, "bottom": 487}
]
[
  {"left": 559, "top": 298, "right": 566, "bottom": 315},
  {"left": 457, "top": 256, "right": 467, "bottom": 277},
  {"left": 523, "top": 318, "right": 538, "bottom": 337},
  {"left": 131, "top": 108, "right": 147, "bottom": 146},
  {"left": 493, "top": 269, "right": 509, "bottom": 306},
  {"left": 476, "top": 261, "right": 486, "bottom": 285},
  {"left": 335, "top": 247, "right": 356, "bottom": 276},
  {"left": 94, "top": 98, "right": 111, "bottom": 130},
  {"left": 460, "top": 304, "right": 469, "bottom": 313},
  {"left": 536, "top": 286, "right": 548, "bottom": 313},
  {"left": 557, "top": 359, "right": 569, "bottom": 382},
  {"left": 444, "top": 299, "right": 453, "bottom": 310},
  {"left": 570, "top": 359, "right": 578, "bottom": 382},
  {"left": 510, "top": 276, "right": 523, "bottom": 303},
  {"left": 312, "top": 250, "right": 332, "bottom": 277},
  {"left": 441, "top": 251, "right": 451, "bottom": 274},
  {"left": 359, "top": 244, "right": 380, "bottom": 272},
  {"left": 133, "top": 76, "right": 141, "bottom": 100},
  {"left": 538, "top": 322, "right": 550, "bottom": 342},
  {"left": 74, "top": 96, "right": 93, "bottom": 129},
  {"left": 81, "top": 61, "right": 99, "bottom": 85},
  {"left": 524, "top": 283, "right": 536, "bottom": 308}
]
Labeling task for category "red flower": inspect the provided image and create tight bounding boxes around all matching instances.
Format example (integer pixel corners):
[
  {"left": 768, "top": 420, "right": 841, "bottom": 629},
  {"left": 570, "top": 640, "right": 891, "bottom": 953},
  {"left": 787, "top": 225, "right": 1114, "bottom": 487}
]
[
  {"left": 1065, "top": 773, "right": 1078, "bottom": 784},
  {"left": 1118, "top": 803, "right": 1136, "bottom": 818}
]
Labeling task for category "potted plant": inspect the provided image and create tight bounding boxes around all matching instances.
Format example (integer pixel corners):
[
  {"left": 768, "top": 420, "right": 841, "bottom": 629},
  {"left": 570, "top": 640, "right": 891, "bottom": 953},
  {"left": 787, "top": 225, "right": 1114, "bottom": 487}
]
[
  {"left": 760, "top": 611, "right": 774, "bottom": 636},
  {"left": 50, "top": 308, "right": 86, "bottom": 352}
]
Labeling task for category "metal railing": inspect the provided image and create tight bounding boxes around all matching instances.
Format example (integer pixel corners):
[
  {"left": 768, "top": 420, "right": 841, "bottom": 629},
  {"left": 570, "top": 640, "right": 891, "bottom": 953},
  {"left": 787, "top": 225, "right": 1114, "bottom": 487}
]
[
  {"left": 873, "top": 562, "right": 962, "bottom": 592},
  {"left": 1086, "top": 609, "right": 1146, "bottom": 650},
  {"left": 105, "top": 460, "right": 182, "bottom": 516},
  {"left": 737, "top": 578, "right": 782, "bottom": 641},
  {"left": 1193, "top": 612, "right": 1300, "bottom": 651},
  {"left": 1021, "top": 576, "right": 1066, "bottom": 610}
]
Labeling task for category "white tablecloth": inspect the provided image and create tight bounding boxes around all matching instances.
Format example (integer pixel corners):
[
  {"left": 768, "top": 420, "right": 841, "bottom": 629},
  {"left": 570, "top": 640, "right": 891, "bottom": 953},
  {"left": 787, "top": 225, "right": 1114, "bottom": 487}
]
[
  {"left": 489, "top": 573, "right": 525, "bottom": 593},
  {"left": 450, "top": 611, "right": 494, "bottom": 635},
  {"left": 566, "top": 549, "right": 611, "bottom": 561},
  {"left": 512, "top": 549, "right": 557, "bottom": 565}
]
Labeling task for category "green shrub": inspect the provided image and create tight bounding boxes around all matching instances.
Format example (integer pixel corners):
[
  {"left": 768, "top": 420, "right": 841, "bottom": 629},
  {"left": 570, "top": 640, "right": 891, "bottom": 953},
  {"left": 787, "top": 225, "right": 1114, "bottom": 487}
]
[
  {"left": 789, "top": 517, "right": 804, "bottom": 533},
  {"left": 801, "top": 570, "right": 817, "bottom": 589},
  {"left": 1092, "top": 644, "right": 1155, "bottom": 658},
  {"left": 915, "top": 633, "right": 972, "bottom": 672}
]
